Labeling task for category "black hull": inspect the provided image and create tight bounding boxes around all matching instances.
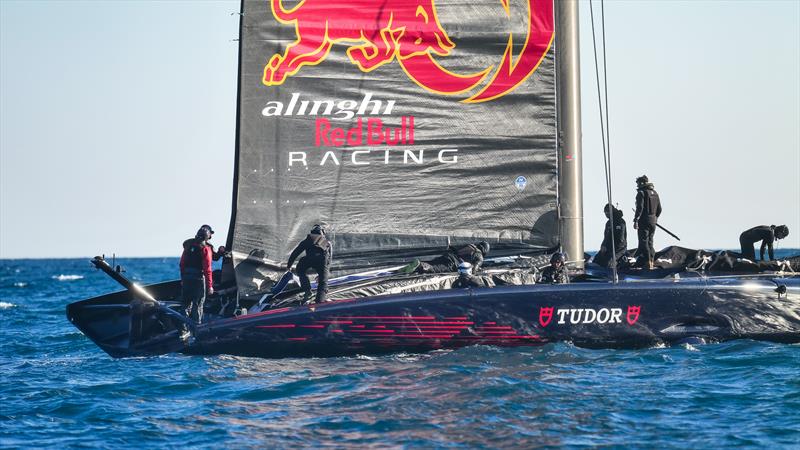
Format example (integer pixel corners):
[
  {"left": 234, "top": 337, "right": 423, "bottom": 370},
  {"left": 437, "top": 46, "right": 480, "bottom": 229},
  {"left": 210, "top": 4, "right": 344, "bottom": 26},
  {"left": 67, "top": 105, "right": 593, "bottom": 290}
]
[{"left": 67, "top": 275, "right": 800, "bottom": 358}]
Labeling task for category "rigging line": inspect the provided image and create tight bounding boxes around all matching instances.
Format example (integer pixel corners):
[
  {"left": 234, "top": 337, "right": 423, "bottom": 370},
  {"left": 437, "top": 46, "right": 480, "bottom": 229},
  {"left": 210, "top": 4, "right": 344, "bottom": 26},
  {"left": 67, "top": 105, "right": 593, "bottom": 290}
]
[
  {"left": 601, "top": 0, "right": 613, "bottom": 200},
  {"left": 590, "top": 0, "right": 618, "bottom": 282}
]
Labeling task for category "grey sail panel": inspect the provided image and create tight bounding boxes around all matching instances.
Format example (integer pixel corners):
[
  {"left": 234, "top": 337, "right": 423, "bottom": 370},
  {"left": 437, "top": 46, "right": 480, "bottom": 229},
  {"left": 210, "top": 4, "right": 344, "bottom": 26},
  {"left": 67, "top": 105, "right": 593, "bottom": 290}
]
[{"left": 231, "top": 0, "right": 557, "bottom": 294}]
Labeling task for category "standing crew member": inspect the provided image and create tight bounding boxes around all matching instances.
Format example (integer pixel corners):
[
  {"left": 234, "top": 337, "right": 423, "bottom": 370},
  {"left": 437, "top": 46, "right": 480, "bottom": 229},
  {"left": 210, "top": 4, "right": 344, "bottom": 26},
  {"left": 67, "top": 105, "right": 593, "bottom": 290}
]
[
  {"left": 286, "top": 224, "right": 332, "bottom": 303},
  {"left": 540, "top": 253, "right": 570, "bottom": 284},
  {"left": 179, "top": 225, "right": 215, "bottom": 325},
  {"left": 416, "top": 242, "right": 490, "bottom": 274},
  {"left": 593, "top": 204, "right": 627, "bottom": 268},
  {"left": 739, "top": 225, "right": 789, "bottom": 261},
  {"left": 633, "top": 175, "right": 662, "bottom": 270}
]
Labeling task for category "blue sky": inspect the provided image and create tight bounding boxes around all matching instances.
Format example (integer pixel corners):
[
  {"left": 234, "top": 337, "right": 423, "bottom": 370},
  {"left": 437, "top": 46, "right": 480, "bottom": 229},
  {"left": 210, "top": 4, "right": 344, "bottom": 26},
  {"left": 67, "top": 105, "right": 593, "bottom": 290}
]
[{"left": 1, "top": 0, "right": 798, "bottom": 258}]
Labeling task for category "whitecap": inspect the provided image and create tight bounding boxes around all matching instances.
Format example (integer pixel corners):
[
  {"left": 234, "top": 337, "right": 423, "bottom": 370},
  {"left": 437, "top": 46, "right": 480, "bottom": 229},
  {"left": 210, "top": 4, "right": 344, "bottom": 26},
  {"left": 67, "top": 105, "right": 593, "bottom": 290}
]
[
  {"left": 52, "top": 275, "right": 84, "bottom": 281},
  {"left": 0, "top": 302, "right": 16, "bottom": 309},
  {"left": 13, "top": 282, "right": 28, "bottom": 288}
]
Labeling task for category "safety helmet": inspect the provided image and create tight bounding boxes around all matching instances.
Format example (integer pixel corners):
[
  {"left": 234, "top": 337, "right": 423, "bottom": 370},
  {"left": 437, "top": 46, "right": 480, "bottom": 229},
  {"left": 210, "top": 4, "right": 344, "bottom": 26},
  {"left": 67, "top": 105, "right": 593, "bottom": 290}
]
[
  {"left": 196, "top": 226, "right": 213, "bottom": 240},
  {"left": 477, "top": 241, "right": 490, "bottom": 255},
  {"left": 775, "top": 225, "right": 789, "bottom": 240},
  {"left": 310, "top": 224, "right": 325, "bottom": 235},
  {"left": 550, "top": 252, "right": 565, "bottom": 265},
  {"left": 458, "top": 262, "right": 473, "bottom": 275},
  {"left": 635, "top": 175, "right": 649, "bottom": 185}
]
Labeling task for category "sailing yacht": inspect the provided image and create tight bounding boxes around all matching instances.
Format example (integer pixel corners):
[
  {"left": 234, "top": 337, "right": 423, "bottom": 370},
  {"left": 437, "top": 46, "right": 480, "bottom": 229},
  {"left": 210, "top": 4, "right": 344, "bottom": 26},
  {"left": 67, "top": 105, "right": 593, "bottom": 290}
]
[{"left": 67, "top": 0, "right": 800, "bottom": 358}]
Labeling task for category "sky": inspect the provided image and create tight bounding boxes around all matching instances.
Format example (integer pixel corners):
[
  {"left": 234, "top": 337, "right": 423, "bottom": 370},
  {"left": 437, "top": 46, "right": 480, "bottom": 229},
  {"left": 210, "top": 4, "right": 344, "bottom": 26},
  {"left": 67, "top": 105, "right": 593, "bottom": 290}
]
[{"left": 1, "top": 0, "right": 798, "bottom": 258}]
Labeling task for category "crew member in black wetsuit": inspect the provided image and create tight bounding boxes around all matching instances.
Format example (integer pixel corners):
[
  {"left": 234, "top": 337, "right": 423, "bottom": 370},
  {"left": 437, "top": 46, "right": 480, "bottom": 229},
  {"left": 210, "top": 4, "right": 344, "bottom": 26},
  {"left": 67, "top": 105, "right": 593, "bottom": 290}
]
[
  {"left": 633, "top": 175, "right": 662, "bottom": 270},
  {"left": 540, "top": 253, "right": 570, "bottom": 284},
  {"left": 416, "top": 242, "right": 490, "bottom": 274},
  {"left": 739, "top": 225, "right": 789, "bottom": 261},
  {"left": 451, "top": 262, "right": 488, "bottom": 288},
  {"left": 286, "top": 224, "right": 332, "bottom": 303},
  {"left": 593, "top": 204, "right": 627, "bottom": 268}
]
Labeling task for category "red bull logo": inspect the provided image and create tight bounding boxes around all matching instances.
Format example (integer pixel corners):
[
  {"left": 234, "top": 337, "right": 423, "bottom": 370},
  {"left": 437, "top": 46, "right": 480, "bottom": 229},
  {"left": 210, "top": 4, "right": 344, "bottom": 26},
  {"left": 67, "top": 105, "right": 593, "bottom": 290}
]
[{"left": 262, "top": 0, "right": 554, "bottom": 102}]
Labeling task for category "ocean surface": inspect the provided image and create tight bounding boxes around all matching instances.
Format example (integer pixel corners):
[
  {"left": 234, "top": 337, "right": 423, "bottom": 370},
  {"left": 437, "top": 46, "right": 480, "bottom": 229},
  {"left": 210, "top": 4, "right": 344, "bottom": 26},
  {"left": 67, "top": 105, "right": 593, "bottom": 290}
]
[{"left": 1, "top": 253, "right": 799, "bottom": 448}]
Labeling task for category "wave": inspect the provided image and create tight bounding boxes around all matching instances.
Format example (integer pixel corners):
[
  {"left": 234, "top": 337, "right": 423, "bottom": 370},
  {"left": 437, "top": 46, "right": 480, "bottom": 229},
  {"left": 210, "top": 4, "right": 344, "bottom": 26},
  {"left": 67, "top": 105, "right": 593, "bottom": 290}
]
[
  {"left": 0, "top": 302, "right": 16, "bottom": 309},
  {"left": 13, "top": 282, "right": 28, "bottom": 288},
  {"left": 52, "top": 275, "right": 84, "bottom": 281}
]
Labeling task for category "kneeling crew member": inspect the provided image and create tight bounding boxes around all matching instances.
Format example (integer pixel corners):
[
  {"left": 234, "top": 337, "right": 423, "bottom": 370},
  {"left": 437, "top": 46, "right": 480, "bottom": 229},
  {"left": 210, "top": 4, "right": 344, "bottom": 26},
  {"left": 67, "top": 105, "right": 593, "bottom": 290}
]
[
  {"left": 739, "top": 225, "right": 789, "bottom": 261},
  {"left": 180, "top": 225, "right": 215, "bottom": 324},
  {"left": 451, "top": 262, "right": 488, "bottom": 288},
  {"left": 417, "top": 242, "right": 490, "bottom": 274},
  {"left": 540, "top": 253, "right": 570, "bottom": 284},
  {"left": 287, "top": 225, "right": 332, "bottom": 303},
  {"left": 633, "top": 175, "right": 662, "bottom": 270}
]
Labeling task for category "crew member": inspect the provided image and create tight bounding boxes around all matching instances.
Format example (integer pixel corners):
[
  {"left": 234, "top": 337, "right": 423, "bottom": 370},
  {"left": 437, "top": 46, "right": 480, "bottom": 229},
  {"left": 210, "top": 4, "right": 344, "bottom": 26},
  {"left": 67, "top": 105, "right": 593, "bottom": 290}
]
[
  {"left": 633, "top": 175, "right": 662, "bottom": 270},
  {"left": 739, "top": 225, "right": 789, "bottom": 261},
  {"left": 593, "top": 204, "right": 627, "bottom": 268},
  {"left": 451, "top": 262, "right": 488, "bottom": 288},
  {"left": 179, "top": 225, "right": 215, "bottom": 325},
  {"left": 286, "top": 224, "right": 332, "bottom": 303},
  {"left": 416, "top": 242, "right": 490, "bottom": 274},
  {"left": 199, "top": 224, "right": 227, "bottom": 261},
  {"left": 540, "top": 253, "right": 570, "bottom": 284}
]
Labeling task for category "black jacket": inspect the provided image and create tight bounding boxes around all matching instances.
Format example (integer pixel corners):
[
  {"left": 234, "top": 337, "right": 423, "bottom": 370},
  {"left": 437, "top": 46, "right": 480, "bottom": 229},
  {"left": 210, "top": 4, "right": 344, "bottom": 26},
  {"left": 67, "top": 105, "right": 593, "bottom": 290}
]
[
  {"left": 595, "top": 211, "right": 627, "bottom": 267},
  {"left": 634, "top": 183, "right": 662, "bottom": 225},
  {"left": 740, "top": 225, "right": 776, "bottom": 260},
  {"left": 540, "top": 265, "right": 570, "bottom": 284},
  {"left": 452, "top": 274, "right": 488, "bottom": 288},
  {"left": 288, "top": 233, "right": 332, "bottom": 267},
  {"left": 453, "top": 244, "right": 485, "bottom": 272}
]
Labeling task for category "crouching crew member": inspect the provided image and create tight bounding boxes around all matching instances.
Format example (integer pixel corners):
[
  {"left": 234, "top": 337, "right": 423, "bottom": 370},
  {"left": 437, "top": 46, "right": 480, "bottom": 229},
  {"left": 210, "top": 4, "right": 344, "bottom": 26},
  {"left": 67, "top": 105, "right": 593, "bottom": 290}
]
[
  {"left": 593, "top": 204, "right": 627, "bottom": 268},
  {"left": 739, "top": 225, "right": 789, "bottom": 261},
  {"left": 633, "top": 175, "right": 662, "bottom": 270},
  {"left": 180, "top": 225, "right": 215, "bottom": 324},
  {"left": 286, "top": 225, "right": 332, "bottom": 303},
  {"left": 451, "top": 262, "right": 488, "bottom": 288},
  {"left": 540, "top": 253, "right": 570, "bottom": 284},
  {"left": 417, "top": 242, "right": 490, "bottom": 274}
]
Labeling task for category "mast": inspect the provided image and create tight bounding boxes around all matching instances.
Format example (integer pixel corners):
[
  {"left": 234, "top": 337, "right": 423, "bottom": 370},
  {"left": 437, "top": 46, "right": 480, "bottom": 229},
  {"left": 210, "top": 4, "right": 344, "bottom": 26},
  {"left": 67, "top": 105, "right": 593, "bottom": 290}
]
[{"left": 555, "top": 0, "right": 584, "bottom": 268}]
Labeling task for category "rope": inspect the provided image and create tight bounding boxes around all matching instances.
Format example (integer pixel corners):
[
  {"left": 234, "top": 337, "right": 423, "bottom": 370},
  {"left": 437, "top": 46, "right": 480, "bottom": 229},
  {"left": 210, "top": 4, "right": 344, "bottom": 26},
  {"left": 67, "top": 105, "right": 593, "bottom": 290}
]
[{"left": 589, "top": 0, "right": 618, "bottom": 282}]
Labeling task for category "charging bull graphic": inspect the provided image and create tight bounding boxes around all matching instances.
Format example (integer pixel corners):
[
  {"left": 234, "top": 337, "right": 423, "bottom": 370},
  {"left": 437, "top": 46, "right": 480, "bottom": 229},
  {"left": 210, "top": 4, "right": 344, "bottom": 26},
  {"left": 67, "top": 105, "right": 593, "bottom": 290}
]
[{"left": 263, "top": 0, "right": 554, "bottom": 102}]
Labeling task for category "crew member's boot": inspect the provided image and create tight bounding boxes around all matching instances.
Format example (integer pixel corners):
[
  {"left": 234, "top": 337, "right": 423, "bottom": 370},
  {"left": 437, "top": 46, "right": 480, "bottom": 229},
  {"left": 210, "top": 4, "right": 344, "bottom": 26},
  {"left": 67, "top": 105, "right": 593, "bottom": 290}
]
[{"left": 302, "top": 291, "right": 313, "bottom": 304}]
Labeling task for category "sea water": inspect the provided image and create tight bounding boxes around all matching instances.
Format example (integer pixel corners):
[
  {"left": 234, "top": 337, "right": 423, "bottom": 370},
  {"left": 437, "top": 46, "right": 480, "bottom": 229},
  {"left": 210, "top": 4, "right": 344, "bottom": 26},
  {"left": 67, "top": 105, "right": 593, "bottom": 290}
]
[{"left": 1, "top": 253, "right": 799, "bottom": 448}]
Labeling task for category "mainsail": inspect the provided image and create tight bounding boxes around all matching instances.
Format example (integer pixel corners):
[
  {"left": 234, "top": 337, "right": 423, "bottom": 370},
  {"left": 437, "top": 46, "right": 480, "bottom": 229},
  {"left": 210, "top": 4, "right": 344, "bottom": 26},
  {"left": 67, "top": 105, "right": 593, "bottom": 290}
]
[{"left": 229, "top": 0, "right": 559, "bottom": 294}]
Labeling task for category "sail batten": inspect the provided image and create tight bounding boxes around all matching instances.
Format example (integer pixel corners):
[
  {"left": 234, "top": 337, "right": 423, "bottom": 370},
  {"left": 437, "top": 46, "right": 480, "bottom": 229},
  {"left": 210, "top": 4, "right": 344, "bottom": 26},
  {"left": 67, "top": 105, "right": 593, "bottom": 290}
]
[{"left": 231, "top": 0, "right": 558, "bottom": 294}]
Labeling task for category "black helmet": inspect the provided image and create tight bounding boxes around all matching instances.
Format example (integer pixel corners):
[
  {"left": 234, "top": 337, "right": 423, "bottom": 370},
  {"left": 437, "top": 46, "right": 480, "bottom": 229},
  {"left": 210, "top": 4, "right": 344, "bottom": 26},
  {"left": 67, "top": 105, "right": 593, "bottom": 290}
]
[
  {"left": 775, "top": 225, "right": 789, "bottom": 240},
  {"left": 477, "top": 241, "right": 490, "bottom": 255},
  {"left": 636, "top": 175, "right": 649, "bottom": 185},
  {"left": 550, "top": 252, "right": 565, "bottom": 264},
  {"left": 196, "top": 226, "right": 212, "bottom": 240},
  {"left": 310, "top": 224, "right": 325, "bottom": 235}
]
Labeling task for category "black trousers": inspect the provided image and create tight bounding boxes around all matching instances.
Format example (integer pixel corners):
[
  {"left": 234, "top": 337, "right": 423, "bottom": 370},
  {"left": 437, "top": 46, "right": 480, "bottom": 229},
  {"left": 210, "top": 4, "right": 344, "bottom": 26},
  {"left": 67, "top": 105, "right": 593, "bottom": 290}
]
[
  {"left": 297, "top": 254, "right": 329, "bottom": 303},
  {"left": 417, "top": 254, "right": 459, "bottom": 273},
  {"left": 181, "top": 276, "right": 206, "bottom": 325},
  {"left": 637, "top": 222, "right": 656, "bottom": 264},
  {"left": 739, "top": 237, "right": 757, "bottom": 261}
]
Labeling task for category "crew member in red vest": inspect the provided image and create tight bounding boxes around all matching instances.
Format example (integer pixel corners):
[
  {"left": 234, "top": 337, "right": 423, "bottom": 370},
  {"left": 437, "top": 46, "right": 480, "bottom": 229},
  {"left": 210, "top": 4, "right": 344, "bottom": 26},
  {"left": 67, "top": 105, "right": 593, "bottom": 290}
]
[{"left": 180, "top": 225, "right": 215, "bottom": 324}]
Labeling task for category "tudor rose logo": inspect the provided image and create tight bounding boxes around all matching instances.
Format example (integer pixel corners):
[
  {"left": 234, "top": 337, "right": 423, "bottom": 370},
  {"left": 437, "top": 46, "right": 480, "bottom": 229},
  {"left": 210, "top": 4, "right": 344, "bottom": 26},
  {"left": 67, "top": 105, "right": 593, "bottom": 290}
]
[
  {"left": 262, "top": 0, "right": 555, "bottom": 102},
  {"left": 539, "top": 307, "right": 554, "bottom": 327},
  {"left": 626, "top": 306, "right": 641, "bottom": 326}
]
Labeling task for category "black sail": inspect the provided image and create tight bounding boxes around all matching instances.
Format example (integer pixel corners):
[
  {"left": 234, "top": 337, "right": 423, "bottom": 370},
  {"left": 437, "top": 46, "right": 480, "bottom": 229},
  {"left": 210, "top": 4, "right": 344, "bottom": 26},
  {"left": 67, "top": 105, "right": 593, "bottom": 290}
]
[{"left": 230, "top": 0, "right": 558, "bottom": 294}]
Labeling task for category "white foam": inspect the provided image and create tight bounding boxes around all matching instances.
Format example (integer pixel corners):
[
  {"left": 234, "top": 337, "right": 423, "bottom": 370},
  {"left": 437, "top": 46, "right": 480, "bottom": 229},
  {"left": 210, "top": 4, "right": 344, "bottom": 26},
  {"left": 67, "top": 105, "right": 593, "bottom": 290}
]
[
  {"left": 52, "top": 274, "right": 84, "bottom": 281},
  {"left": 13, "top": 282, "right": 27, "bottom": 288},
  {"left": 0, "top": 302, "right": 16, "bottom": 309}
]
